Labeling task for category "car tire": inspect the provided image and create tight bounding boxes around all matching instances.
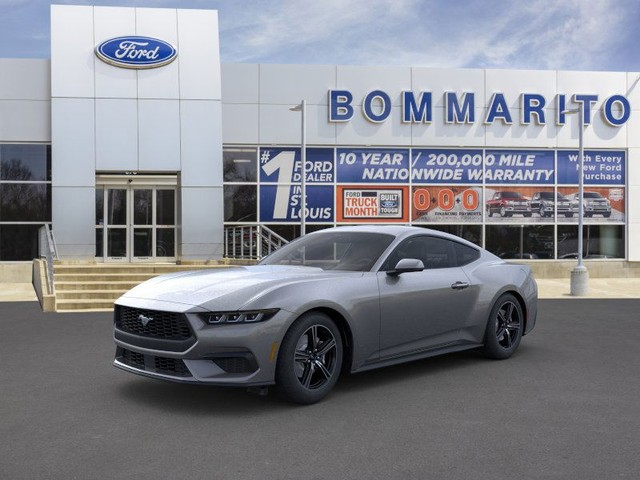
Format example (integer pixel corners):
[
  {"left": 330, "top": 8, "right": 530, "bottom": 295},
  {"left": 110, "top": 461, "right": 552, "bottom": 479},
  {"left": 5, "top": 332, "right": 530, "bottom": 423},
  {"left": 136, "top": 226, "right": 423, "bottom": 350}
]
[
  {"left": 487, "top": 206, "right": 493, "bottom": 217},
  {"left": 481, "top": 293, "right": 523, "bottom": 360},
  {"left": 275, "top": 312, "right": 343, "bottom": 405},
  {"left": 603, "top": 212, "right": 611, "bottom": 218}
]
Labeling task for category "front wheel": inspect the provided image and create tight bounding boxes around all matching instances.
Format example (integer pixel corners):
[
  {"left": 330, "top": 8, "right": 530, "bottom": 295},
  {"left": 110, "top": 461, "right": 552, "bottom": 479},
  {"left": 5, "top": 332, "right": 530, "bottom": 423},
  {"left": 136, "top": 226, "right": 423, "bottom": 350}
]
[
  {"left": 275, "top": 312, "right": 343, "bottom": 404},
  {"left": 481, "top": 294, "right": 523, "bottom": 360}
]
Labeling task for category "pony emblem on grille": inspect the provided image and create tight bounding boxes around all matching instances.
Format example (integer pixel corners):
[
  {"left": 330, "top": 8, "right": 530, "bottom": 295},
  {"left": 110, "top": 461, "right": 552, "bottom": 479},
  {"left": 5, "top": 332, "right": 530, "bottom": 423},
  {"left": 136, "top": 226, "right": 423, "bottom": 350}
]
[{"left": 138, "top": 314, "right": 153, "bottom": 327}]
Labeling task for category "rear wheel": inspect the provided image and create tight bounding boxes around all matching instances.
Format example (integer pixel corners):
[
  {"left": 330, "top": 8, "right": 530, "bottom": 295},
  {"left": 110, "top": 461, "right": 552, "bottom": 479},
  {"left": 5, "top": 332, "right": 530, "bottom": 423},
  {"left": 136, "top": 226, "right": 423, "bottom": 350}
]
[
  {"left": 481, "top": 294, "right": 523, "bottom": 359},
  {"left": 275, "top": 312, "right": 343, "bottom": 404}
]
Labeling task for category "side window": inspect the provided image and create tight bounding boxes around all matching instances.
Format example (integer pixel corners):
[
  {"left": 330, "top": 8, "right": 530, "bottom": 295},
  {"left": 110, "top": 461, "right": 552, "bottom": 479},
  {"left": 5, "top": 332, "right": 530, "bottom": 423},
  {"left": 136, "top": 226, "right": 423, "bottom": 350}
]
[
  {"left": 452, "top": 242, "right": 480, "bottom": 266},
  {"left": 383, "top": 236, "right": 455, "bottom": 270}
]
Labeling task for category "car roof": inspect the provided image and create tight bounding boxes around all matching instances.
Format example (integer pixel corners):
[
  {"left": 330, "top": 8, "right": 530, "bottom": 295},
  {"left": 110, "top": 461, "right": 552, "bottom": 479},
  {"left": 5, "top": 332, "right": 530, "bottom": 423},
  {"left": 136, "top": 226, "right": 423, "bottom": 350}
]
[{"left": 308, "top": 225, "right": 481, "bottom": 249}]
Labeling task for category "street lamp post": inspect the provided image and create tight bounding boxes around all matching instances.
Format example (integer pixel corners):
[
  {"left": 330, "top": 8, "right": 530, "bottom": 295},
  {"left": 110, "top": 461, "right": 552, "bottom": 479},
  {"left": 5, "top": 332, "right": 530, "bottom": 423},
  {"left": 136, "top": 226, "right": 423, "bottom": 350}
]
[
  {"left": 290, "top": 100, "right": 307, "bottom": 236},
  {"left": 562, "top": 104, "right": 589, "bottom": 295}
]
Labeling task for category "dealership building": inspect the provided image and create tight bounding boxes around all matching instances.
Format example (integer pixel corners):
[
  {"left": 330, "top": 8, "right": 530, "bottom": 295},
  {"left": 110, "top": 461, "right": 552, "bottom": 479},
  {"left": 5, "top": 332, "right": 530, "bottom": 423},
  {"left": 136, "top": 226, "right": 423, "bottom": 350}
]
[{"left": 1, "top": 4, "right": 639, "bottom": 282}]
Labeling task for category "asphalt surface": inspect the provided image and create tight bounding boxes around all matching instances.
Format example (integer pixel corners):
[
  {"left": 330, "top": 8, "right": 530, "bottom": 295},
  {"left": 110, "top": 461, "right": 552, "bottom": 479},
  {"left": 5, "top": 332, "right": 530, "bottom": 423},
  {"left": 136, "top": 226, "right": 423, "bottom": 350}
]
[{"left": 1, "top": 300, "right": 639, "bottom": 480}]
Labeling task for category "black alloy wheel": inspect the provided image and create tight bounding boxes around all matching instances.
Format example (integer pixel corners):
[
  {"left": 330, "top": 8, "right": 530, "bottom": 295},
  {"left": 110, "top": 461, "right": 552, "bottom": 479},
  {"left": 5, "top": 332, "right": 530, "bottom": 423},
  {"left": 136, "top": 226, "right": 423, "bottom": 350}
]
[
  {"left": 276, "top": 312, "right": 343, "bottom": 404},
  {"left": 481, "top": 293, "right": 523, "bottom": 359}
]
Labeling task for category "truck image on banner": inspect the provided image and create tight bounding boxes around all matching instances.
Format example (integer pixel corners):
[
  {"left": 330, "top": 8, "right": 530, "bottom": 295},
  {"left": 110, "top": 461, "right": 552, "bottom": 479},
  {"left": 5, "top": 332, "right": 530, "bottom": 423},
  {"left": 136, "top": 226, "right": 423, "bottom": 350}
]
[{"left": 337, "top": 186, "right": 409, "bottom": 222}]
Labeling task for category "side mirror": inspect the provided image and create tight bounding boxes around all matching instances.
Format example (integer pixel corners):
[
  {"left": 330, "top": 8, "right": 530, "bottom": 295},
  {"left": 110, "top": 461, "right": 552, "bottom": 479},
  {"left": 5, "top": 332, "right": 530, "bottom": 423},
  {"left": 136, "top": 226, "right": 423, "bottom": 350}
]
[{"left": 387, "top": 258, "right": 424, "bottom": 276}]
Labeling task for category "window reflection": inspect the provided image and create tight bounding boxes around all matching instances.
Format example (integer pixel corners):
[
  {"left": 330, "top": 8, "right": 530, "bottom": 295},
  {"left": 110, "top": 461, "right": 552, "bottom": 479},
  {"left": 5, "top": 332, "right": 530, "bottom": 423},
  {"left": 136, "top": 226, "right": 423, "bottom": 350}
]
[
  {"left": 223, "top": 148, "right": 257, "bottom": 182},
  {"left": 419, "top": 224, "right": 482, "bottom": 246},
  {"left": 0, "top": 145, "right": 51, "bottom": 181},
  {"left": 485, "top": 225, "right": 554, "bottom": 259},
  {"left": 224, "top": 185, "right": 256, "bottom": 222},
  {"left": 0, "top": 184, "right": 51, "bottom": 222},
  {"left": 557, "top": 225, "right": 624, "bottom": 259},
  {"left": 0, "top": 224, "right": 41, "bottom": 261},
  {"left": 156, "top": 190, "right": 175, "bottom": 225}
]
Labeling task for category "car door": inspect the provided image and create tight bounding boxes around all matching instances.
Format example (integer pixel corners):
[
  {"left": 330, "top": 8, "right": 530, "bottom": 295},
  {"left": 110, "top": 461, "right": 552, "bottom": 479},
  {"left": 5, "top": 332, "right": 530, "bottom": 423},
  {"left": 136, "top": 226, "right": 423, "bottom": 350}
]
[{"left": 377, "top": 235, "right": 477, "bottom": 359}]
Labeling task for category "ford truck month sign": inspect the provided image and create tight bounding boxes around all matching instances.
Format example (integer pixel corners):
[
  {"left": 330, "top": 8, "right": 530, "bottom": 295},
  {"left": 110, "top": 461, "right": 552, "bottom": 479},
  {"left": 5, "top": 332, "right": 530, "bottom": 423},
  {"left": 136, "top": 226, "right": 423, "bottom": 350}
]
[{"left": 95, "top": 36, "right": 177, "bottom": 69}]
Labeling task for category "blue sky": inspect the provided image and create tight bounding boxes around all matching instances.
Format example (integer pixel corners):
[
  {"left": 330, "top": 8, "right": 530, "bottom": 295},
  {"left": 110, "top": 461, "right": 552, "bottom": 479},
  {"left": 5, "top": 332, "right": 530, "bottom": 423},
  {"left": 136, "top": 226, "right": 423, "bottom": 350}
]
[{"left": 1, "top": 0, "right": 639, "bottom": 71}]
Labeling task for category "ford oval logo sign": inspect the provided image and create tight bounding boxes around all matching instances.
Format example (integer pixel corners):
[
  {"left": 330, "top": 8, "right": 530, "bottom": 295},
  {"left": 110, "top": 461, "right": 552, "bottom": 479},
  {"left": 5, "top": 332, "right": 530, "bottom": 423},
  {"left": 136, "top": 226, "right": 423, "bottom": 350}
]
[{"left": 95, "top": 36, "right": 177, "bottom": 69}]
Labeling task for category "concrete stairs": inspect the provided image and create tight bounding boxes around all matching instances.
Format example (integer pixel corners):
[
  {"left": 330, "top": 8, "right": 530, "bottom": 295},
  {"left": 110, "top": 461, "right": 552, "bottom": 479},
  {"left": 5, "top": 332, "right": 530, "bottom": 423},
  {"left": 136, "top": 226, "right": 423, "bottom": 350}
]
[{"left": 52, "top": 263, "right": 233, "bottom": 312}]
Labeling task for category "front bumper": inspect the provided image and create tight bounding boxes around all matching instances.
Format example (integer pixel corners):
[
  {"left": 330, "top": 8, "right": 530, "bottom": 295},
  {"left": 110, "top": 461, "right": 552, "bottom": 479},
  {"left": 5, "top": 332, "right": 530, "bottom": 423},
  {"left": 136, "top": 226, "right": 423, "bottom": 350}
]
[
  {"left": 585, "top": 205, "right": 611, "bottom": 214},
  {"left": 505, "top": 206, "right": 532, "bottom": 214},
  {"left": 113, "top": 300, "right": 292, "bottom": 387}
]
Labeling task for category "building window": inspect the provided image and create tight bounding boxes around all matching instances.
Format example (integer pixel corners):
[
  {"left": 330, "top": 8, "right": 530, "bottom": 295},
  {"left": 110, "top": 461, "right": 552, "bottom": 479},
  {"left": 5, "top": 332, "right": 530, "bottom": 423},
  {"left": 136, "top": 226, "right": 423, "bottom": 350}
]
[
  {"left": 223, "top": 148, "right": 257, "bottom": 182},
  {"left": 221, "top": 145, "right": 627, "bottom": 261},
  {"left": 0, "top": 144, "right": 51, "bottom": 261},
  {"left": 557, "top": 225, "right": 625, "bottom": 259},
  {"left": 224, "top": 185, "right": 257, "bottom": 222},
  {"left": 485, "top": 225, "right": 554, "bottom": 260}
]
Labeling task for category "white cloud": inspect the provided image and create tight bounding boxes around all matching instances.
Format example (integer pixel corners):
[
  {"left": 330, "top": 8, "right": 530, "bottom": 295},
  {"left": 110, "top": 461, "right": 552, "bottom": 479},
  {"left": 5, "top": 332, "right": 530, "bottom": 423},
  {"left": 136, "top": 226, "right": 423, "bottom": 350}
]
[
  {"left": 0, "top": 0, "right": 634, "bottom": 70},
  {"left": 217, "top": 0, "right": 633, "bottom": 71}
]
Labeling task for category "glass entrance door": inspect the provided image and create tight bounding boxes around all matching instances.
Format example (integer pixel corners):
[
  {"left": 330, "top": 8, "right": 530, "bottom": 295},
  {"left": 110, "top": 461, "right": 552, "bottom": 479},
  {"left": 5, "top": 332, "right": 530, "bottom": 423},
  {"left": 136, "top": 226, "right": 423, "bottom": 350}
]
[
  {"left": 132, "top": 188, "right": 153, "bottom": 260},
  {"left": 96, "top": 182, "right": 176, "bottom": 262},
  {"left": 106, "top": 188, "right": 128, "bottom": 260}
]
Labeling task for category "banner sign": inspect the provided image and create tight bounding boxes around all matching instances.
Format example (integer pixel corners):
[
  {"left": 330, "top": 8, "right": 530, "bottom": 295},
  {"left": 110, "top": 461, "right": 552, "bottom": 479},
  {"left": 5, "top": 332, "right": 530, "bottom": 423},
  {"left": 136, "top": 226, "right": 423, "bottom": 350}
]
[
  {"left": 412, "top": 186, "right": 482, "bottom": 223},
  {"left": 336, "top": 186, "right": 409, "bottom": 222},
  {"left": 260, "top": 184, "right": 334, "bottom": 222},
  {"left": 411, "top": 149, "right": 483, "bottom": 184},
  {"left": 260, "top": 147, "right": 334, "bottom": 184},
  {"left": 484, "top": 150, "right": 554, "bottom": 184},
  {"left": 336, "top": 148, "right": 410, "bottom": 183},
  {"left": 557, "top": 187, "right": 625, "bottom": 222},
  {"left": 557, "top": 150, "right": 625, "bottom": 185}
]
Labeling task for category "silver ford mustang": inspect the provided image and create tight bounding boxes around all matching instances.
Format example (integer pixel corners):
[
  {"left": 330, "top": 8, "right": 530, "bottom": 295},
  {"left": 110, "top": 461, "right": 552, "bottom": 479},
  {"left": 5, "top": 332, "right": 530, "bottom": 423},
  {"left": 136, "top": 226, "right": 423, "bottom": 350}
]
[{"left": 113, "top": 226, "right": 537, "bottom": 404}]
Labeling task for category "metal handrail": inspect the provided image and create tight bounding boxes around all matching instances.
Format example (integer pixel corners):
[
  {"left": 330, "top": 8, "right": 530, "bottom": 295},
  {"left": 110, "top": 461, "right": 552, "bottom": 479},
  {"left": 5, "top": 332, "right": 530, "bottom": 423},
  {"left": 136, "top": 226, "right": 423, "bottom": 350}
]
[
  {"left": 224, "top": 225, "right": 289, "bottom": 259},
  {"left": 38, "top": 224, "right": 58, "bottom": 294}
]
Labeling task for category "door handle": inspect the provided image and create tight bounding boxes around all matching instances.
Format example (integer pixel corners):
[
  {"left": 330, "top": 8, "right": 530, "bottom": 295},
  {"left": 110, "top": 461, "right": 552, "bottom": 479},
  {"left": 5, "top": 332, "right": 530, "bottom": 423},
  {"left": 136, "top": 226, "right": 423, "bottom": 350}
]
[{"left": 451, "top": 281, "right": 469, "bottom": 290}]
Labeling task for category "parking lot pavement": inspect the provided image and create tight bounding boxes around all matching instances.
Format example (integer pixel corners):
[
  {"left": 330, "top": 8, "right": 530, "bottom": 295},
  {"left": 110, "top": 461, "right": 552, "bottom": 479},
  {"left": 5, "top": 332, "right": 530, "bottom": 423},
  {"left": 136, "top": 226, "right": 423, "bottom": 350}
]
[{"left": 1, "top": 300, "right": 640, "bottom": 480}]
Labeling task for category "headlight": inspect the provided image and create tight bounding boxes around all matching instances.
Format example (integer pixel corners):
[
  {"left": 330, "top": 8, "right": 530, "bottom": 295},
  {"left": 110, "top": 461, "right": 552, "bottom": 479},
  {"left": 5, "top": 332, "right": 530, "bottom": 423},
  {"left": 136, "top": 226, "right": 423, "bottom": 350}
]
[{"left": 199, "top": 309, "right": 279, "bottom": 325}]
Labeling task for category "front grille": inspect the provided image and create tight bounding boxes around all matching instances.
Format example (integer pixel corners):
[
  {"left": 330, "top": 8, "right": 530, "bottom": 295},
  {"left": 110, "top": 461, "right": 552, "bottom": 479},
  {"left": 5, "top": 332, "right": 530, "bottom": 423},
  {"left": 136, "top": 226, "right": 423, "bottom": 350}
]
[
  {"left": 117, "top": 348, "right": 192, "bottom": 378},
  {"left": 116, "top": 306, "right": 192, "bottom": 340},
  {"left": 154, "top": 356, "right": 191, "bottom": 377},
  {"left": 121, "top": 348, "right": 145, "bottom": 369},
  {"left": 212, "top": 357, "right": 255, "bottom": 374}
]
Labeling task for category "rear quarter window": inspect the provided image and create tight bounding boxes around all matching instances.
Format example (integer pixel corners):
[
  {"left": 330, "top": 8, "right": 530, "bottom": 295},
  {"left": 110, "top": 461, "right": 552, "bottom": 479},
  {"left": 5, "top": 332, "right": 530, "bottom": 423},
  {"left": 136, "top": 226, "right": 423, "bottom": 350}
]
[{"left": 453, "top": 242, "right": 480, "bottom": 266}]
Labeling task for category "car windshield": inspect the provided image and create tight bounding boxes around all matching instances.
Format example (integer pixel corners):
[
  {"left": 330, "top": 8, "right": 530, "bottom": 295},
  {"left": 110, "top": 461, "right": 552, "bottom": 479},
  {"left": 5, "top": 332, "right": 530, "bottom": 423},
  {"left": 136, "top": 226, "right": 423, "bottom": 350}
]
[
  {"left": 501, "top": 192, "right": 522, "bottom": 199},
  {"left": 260, "top": 231, "right": 395, "bottom": 272},
  {"left": 584, "top": 192, "right": 604, "bottom": 199},
  {"left": 538, "top": 192, "right": 554, "bottom": 199}
]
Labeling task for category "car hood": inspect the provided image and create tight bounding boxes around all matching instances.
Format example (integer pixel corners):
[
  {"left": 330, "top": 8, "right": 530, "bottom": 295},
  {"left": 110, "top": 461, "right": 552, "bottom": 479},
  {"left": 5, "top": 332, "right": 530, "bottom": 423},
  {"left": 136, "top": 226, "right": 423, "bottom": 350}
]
[{"left": 118, "top": 265, "right": 360, "bottom": 310}]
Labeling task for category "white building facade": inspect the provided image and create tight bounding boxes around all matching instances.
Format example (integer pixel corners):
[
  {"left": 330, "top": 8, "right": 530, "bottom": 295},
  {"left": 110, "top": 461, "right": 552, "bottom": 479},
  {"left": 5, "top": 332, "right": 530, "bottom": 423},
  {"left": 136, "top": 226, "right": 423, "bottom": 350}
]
[{"left": 0, "top": 5, "right": 639, "bottom": 276}]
